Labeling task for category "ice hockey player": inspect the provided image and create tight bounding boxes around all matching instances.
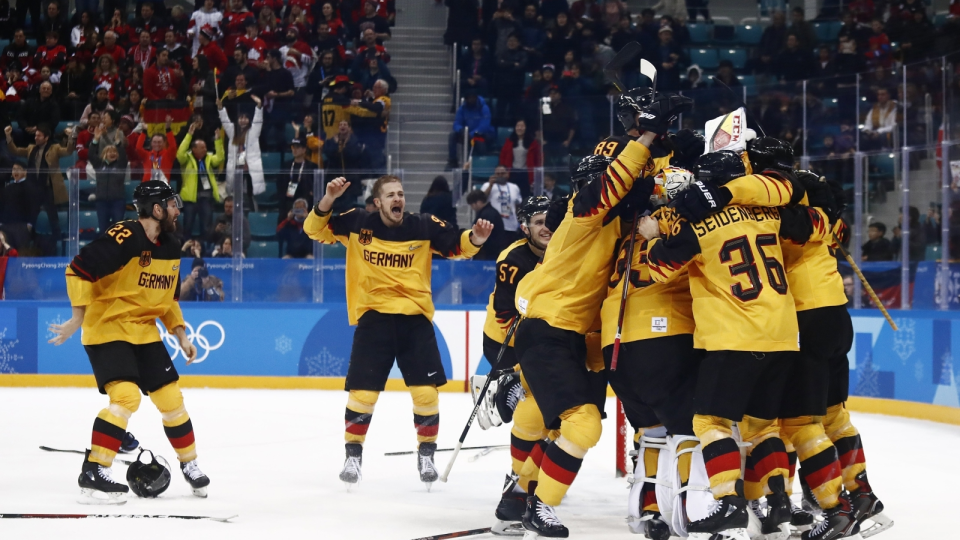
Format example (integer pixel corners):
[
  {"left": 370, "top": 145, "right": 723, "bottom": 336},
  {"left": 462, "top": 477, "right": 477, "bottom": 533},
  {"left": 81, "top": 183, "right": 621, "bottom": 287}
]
[
  {"left": 601, "top": 166, "right": 703, "bottom": 540},
  {"left": 474, "top": 196, "right": 554, "bottom": 536},
  {"left": 673, "top": 137, "right": 891, "bottom": 539},
  {"left": 512, "top": 92, "right": 691, "bottom": 538},
  {"left": 49, "top": 181, "right": 211, "bottom": 504},
  {"left": 637, "top": 150, "right": 830, "bottom": 540},
  {"left": 303, "top": 175, "right": 493, "bottom": 489}
]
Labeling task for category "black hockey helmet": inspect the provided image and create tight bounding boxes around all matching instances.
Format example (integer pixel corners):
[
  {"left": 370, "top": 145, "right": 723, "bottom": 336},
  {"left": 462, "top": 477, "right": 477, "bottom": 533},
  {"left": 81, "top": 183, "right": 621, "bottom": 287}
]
[
  {"left": 517, "top": 196, "right": 551, "bottom": 224},
  {"left": 616, "top": 86, "right": 654, "bottom": 133},
  {"left": 126, "top": 449, "right": 171, "bottom": 498},
  {"left": 572, "top": 154, "right": 615, "bottom": 192},
  {"left": 694, "top": 150, "right": 747, "bottom": 186},
  {"left": 134, "top": 180, "right": 183, "bottom": 218},
  {"left": 747, "top": 136, "right": 794, "bottom": 172},
  {"left": 665, "top": 129, "right": 706, "bottom": 170}
]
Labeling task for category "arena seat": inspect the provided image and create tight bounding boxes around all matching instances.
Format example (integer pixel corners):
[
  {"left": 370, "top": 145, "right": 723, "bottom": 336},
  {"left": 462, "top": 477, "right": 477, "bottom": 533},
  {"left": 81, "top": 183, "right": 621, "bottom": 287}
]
[
  {"left": 736, "top": 24, "right": 763, "bottom": 45},
  {"left": 687, "top": 23, "right": 711, "bottom": 45},
  {"left": 248, "top": 241, "right": 279, "bottom": 257},
  {"left": 688, "top": 49, "right": 719, "bottom": 70},
  {"left": 719, "top": 48, "right": 748, "bottom": 70}
]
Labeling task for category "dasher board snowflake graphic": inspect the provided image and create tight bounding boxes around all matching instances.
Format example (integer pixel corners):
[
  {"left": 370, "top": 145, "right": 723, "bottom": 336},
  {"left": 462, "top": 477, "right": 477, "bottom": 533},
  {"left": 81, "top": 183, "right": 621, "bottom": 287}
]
[
  {"left": 302, "top": 347, "right": 346, "bottom": 376},
  {"left": 0, "top": 328, "right": 22, "bottom": 374},
  {"left": 275, "top": 335, "right": 293, "bottom": 355}
]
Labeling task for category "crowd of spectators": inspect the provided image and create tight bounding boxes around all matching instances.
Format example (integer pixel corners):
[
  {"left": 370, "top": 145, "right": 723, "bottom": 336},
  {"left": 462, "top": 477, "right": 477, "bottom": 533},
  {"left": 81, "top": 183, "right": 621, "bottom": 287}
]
[
  {"left": 0, "top": 0, "right": 398, "bottom": 257},
  {"left": 445, "top": 0, "right": 960, "bottom": 203}
]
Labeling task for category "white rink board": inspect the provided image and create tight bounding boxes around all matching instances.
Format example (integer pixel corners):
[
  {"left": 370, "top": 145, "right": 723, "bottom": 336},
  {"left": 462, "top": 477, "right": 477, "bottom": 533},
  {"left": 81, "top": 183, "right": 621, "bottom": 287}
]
[{"left": 0, "top": 387, "right": 954, "bottom": 539}]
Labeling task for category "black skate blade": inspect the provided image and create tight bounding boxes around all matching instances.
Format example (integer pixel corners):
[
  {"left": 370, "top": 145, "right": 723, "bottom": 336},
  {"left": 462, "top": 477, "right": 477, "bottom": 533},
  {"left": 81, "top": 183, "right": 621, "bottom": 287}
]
[
  {"left": 78, "top": 489, "right": 127, "bottom": 506},
  {"left": 490, "top": 520, "right": 524, "bottom": 536}
]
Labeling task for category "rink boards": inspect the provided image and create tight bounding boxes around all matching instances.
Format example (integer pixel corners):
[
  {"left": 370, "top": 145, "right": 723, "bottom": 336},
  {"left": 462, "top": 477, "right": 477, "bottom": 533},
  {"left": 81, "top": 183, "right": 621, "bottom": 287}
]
[{"left": 0, "top": 302, "right": 958, "bottom": 422}]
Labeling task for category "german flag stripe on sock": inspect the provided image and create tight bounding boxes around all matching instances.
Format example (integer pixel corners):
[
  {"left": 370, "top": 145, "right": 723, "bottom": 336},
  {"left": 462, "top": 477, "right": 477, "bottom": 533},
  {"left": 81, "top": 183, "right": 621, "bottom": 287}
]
[
  {"left": 744, "top": 437, "right": 789, "bottom": 483},
  {"left": 414, "top": 413, "right": 439, "bottom": 438},
  {"left": 834, "top": 435, "right": 865, "bottom": 469},
  {"left": 642, "top": 488, "right": 658, "bottom": 512},
  {"left": 345, "top": 408, "right": 373, "bottom": 436},
  {"left": 540, "top": 441, "right": 583, "bottom": 488},
  {"left": 511, "top": 434, "right": 537, "bottom": 463},
  {"left": 91, "top": 417, "right": 126, "bottom": 452},
  {"left": 702, "top": 438, "right": 741, "bottom": 482},
  {"left": 163, "top": 419, "right": 196, "bottom": 450},
  {"left": 800, "top": 446, "right": 841, "bottom": 490},
  {"left": 529, "top": 440, "right": 547, "bottom": 468}
]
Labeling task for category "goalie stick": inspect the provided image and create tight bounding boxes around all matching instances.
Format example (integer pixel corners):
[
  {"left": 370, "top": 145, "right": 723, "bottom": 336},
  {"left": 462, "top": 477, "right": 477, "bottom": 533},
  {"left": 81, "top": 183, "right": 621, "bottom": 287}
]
[
  {"left": 440, "top": 317, "right": 521, "bottom": 482},
  {"left": 40, "top": 446, "right": 134, "bottom": 465},
  {"left": 0, "top": 513, "right": 237, "bottom": 522},
  {"left": 409, "top": 527, "right": 492, "bottom": 540},
  {"left": 385, "top": 444, "right": 509, "bottom": 457}
]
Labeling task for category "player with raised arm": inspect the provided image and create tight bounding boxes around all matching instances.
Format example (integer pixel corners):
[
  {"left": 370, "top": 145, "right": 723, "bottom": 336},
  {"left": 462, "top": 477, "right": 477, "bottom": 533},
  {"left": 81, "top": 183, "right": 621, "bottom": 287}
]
[
  {"left": 637, "top": 151, "right": 830, "bottom": 540},
  {"left": 49, "top": 181, "right": 210, "bottom": 504},
  {"left": 512, "top": 93, "right": 691, "bottom": 538},
  {"left": 303, "top": 175, "right": 493, "bottom": 490},
  {"left": 472, "top": 196, "right": 554, "bottom": 536}
]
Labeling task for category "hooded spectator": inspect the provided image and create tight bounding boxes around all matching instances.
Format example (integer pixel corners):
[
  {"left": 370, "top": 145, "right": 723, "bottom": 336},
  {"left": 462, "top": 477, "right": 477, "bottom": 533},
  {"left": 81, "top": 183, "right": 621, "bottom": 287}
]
[{"left": 448, "top": 91, "right": 494, "bottom": 169}]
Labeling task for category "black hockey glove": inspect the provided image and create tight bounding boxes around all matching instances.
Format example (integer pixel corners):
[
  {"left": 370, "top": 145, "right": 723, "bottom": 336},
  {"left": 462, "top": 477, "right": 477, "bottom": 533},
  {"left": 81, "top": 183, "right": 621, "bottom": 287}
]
[
  {"left": 637, "top": 93, "right": 693, "bottom": 136},
  {"left": 669, "top": 180, "right": 732, "bottom": 223},
  {"left": 665, "top": 129, "right": 706, "bottom": 170},
  {"left": 545, "top": 194, "right": 570, "bottom": 232},
  {"left": 761, "top": 168, "right": 806, "bottom": 207},
  {"left": 795, "top": 169, "right": 840, "bottom": 222}
]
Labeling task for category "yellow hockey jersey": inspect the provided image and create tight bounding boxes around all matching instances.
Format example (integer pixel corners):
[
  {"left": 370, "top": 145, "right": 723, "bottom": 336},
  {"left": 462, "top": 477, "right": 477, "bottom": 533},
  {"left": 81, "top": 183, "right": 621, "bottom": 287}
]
[
  {"left": 601, "top": 206, "right": 694, "bottom": 347},
  {"left": 66, "top": 221, "right": 185, "bottom": 346},
  {"left": 484, "top": 239, "right": 541, "bottom": 345},
  {"left": 304, "top": 208, "right": 480, "bottom": 325},
  {"left": 645, "top": 204, "right": 827, "bottom": 352},
  {"left": 515, "top": 139, "right": 652, "bottom": 334},
  {"left": 722, "top": 174, "right": 847, "bottom": 311}
]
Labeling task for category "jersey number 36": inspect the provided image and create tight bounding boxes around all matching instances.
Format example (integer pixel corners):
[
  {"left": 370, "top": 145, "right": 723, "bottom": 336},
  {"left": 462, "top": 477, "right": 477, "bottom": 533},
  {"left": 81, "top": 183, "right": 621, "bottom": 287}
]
[{"left": 719, "top": 234, "right": 787, "bottom": 302}]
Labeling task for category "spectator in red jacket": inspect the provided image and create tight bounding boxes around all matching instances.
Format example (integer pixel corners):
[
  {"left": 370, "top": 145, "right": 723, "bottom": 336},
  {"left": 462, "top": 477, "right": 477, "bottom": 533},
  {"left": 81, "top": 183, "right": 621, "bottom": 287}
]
[
  {"left": 355, "top": 28, "right": 390, "bottom": 63},
  {"left": 130, "top": 2, "right": 167, "bottom": 45},
  {"left": 285, "top": 3, "right": 314, "bottom": 38},
  {"left": 76, "top": 110, "right": 101, "bottom": 178},
  {"left": 257, "top": 7, "right": 283, "bottom": 50},
  {"left": 144, "top": 48, "right": 184, "bottom": 100},
  {"left": 197, "top": 25, "right": 228, "bottom": 74},
  {"left": 129, "top": 30, "right": 158, "bottom": 73},
  {"left": 222, "top": 0, "right": 255, "bottom": 56},
  {"left": 252, "top": 0, "right": 284, "bottom": 16},
  {"left": 94, "top": 31, "right": 127, "bottom": 67},
  {"left": 32, "top": 31, "right": 67, "bottom": 72},
  {"left": 238, "top": 18, "right": 267, "bottom": 67},
  {"left": 103, "top": 9, "right": 133, "bottom": 49},
  {"left": 319, "top": 1, "right": 346, "bottom": 38},
  {"left": 865, "top": 19, "right": 892, "bottom": 69},
  {"left": 92, "top": 56, "right": 121, "bottom": 101},
  {"left": 133, "top": 116, "right": 178, "bottom": 183},
  {"left": 497, "top": 119, "right": 542, "bottom": 198}
]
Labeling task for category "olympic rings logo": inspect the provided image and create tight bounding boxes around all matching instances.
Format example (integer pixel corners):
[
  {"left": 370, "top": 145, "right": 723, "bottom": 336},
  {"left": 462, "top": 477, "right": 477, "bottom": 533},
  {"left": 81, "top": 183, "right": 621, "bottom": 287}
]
[{"left": 158, "top": 320, "right": 226, "bottom": 364}]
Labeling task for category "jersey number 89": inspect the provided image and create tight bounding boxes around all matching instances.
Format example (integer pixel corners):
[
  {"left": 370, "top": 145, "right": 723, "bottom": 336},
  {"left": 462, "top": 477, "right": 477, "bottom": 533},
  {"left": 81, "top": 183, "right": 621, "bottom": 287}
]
[{"left": 719, "top": 234, "right": 787, "bottom": 302}]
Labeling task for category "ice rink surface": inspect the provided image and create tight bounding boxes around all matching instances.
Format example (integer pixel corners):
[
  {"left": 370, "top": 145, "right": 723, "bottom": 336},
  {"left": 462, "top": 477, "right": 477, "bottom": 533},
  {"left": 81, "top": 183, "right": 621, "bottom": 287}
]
[{"left": 0, "top": 387, "right": 956, "bottom": 539}]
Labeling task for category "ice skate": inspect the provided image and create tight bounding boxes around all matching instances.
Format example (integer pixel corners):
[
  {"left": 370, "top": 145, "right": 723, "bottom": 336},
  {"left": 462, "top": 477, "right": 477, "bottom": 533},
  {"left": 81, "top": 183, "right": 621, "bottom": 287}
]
[
  {"left": 686, "top": 481, "right": 750, "bottom": 540},
  {"left": 790, "top": 498, "right": 815, "bottom": 534},
  {"left": 78, "top": 451, "right": 128, "bottom": 505},
  {"left": 801, "top": 493, "right": 860, "bottom": 540},
  {"left": 640, "top": 511, "right": 670, "bottom": 540},
  {"left": 492, "top": 474, "right": 526, "bottom": 536},
  {"left": 418, "top": 442, "right": 439, "bottom": 490},
  {"left": 522, "top": 495, "right": 568, "bottom": 538},
  {"left": 339, "top": 443, "right": 363, "bottom": 489},
  {"left": 800, "top": 477, "right": 822, "bottom": 516},
  {"left": 118, "top": 432, "right": 139, "bottom": 454},
  {"left": 847, "top": 472, "right": 892, "bottom": 538},
  {"left": 180, "top": 459, "right": 210, "bottom": 498},
  {"left": 760, "top": 477, "right": 793, "bottom": 540}
]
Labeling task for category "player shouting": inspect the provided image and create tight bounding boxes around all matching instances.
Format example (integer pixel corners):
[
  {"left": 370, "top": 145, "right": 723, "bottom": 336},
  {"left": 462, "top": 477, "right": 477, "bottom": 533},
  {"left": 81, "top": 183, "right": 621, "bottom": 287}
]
[
  {"left": 49, "top": 181, "right": 211, "bottom": 504},
  {"left": 304, "top": 175, "right": 493, "bottom": 489}
]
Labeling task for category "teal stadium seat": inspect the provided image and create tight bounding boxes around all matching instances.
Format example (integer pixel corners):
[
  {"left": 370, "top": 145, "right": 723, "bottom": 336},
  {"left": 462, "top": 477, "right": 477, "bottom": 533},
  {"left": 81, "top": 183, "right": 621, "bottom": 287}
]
[
  {"left": 688, "top": 49, "right": 719, "bottom": 70},
  {"left": 926, "top": 244, "right": 941, "bottom": 261},
  {"left": 321, "top": 243, "right": 347, "bottom": 258},
  {"left": 249, "top": 212, "right": 279, "bottom": 239},
  {"left": 736, "top": 24, "right": 763, "bottom": 45},
  {"left": 813, "top": 21, "right": 842, "bottom": 43},
  {"left": 247, "top": 241, "right": 279, "bottom": 257},
  {"left": 255, "top": 181, "right": 278, "bottom": 208},
  {"left": 472, "top": 155, "right": 500, "bottom": 177},
  {"left": 719, "top": 48, "right": 748, "bottom": 69},
  {"left": 79, "top": 211, "right": 98, "bottom": 233},
  {"left": 687, "top": 24, "right": 711, "bottom": 45}
]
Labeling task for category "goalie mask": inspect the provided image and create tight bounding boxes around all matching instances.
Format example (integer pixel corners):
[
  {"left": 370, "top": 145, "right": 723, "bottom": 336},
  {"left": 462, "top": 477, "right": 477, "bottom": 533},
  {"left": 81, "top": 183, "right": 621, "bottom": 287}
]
[
  {"left": 650, "top": 167, "right": 695, "bottom": 206},
  {"left": 126, "top": 449, "right": 172, "bottom": 498}
]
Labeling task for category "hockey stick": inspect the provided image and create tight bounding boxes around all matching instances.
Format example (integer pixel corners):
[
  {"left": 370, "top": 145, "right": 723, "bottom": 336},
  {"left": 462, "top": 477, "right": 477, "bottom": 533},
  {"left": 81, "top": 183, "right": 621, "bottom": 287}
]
[
  {"left": 610, "top": 210, "right": 641, "bottom": 371},
  {"left": 440, "top": 317, "right": 521, "bottom": 483},
  {"left": 385, "top": 444, "right": 509, "bottom": 457},
  {"left": 468, "top": 445, "right": 507, "bottom": 462},
  {"left": 40, "top": 446, "right": 135, "bottom": 465},
  {"left": 833, "top": 233, "right": 899, "bottom": 331},
  {"left": 0, "top": 513, "right": 237, "bottom": 522},
  {"left": 410, "top": 527, "right": 492, "bottom": 540},
  {"left": 603, "top": 41, "right": 642, "bottom": 92}
]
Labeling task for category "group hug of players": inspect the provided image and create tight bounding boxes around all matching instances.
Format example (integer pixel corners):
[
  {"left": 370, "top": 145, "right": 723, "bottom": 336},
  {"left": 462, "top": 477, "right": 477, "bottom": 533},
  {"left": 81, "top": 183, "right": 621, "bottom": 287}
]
[
  {"left": 47, "top": 74, "right": 891, "bottom": 540},
  {"left": 468, "top": 88, "right": 895, "bottom": 540}
]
